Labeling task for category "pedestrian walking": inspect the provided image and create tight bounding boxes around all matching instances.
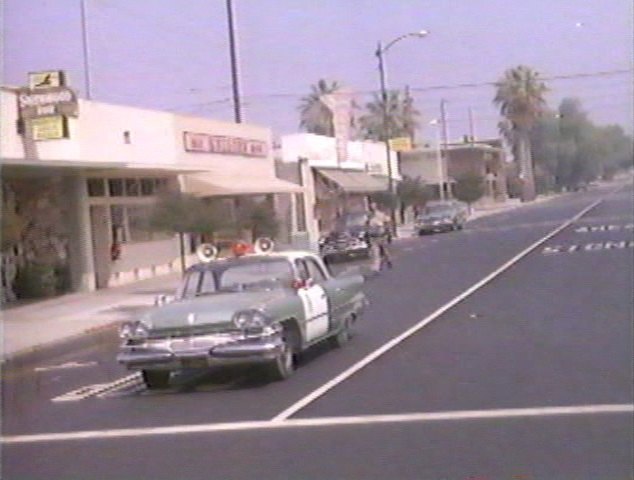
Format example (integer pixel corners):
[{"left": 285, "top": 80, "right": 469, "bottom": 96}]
[{"left": 367, "top": 202, "right": 393, "bottom": 272}]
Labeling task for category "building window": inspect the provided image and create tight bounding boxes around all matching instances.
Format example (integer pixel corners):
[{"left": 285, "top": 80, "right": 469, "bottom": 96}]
[
  {"left": 125, "top": 178, "right": 140, "bottom": 196},
  {"left": 295, "top": 193, "right": 306, "bottom": 232},
  {"left": 87, "top": 178, "right": 106, "bottom": 197},
  {"left": 108, "top": 179, "right": 124, "bottom": 197},
  {"left": 109, "top": 204, "right": 171, "bottom": 244},
  {"left": 140, "top": 178, "right": 155, "bottom": 196},
  {"left": 110, "top": 205, "right": 127, "bottom": 242},
  {"left": 123, "top": 131, "right": 131, "bottom": 144},
  {"left": 127, "top": 205, "right": 152, "bottom": 242}
]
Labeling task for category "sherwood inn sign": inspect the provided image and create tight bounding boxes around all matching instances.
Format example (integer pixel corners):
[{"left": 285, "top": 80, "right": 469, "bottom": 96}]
[{"left": 17, "top": 70, "right": 79, "bottom": 141}]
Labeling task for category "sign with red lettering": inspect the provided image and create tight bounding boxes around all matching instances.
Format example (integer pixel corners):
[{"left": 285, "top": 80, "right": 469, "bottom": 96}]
[{"left": 183, "top": 132, "right": 268, "bottom": 157}]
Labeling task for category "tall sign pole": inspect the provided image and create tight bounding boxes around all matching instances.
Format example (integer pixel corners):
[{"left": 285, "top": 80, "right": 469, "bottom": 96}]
[{"left": 226, "top": 0, "right": 242, "bottom": 123}]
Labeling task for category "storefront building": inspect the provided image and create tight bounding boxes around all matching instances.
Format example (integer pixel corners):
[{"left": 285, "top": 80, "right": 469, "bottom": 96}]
[
  {"left": 276, "top": 133, "right": 399, "bottom": 248},
  {"left": 400, "top": 139, "right": 509, "bottom": 202},
  {"left": 1, "top": 78, "right": 300, "bottom": 301}
]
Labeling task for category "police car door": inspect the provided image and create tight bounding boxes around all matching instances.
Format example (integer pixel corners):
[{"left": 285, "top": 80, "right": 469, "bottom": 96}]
[{"left": 295, "top": 257, "right": 330, "bottom": 342}]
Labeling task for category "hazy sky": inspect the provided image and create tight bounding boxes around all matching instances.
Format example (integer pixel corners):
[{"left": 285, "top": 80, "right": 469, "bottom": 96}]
[{"left": 3, "top": 0, "right": 633, "bottom": 143}]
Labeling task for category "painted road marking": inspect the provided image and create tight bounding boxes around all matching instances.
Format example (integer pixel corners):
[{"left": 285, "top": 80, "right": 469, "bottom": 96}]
[
  {"left": 51, "top": 373, "right": 141, "bottom": 402},
  {"left": 542, "top": 240, "right": 634, "bottom": 255},
  {"left": 34, "top": 361, "right": 98, "bottom": 373},
  {"left": 271, "top": 197, "right": 605, "bottom": 422},
  {"left": 574, "top": 223, "right": 633, "bottom": 233},
  {"left": 2, "top": 403, "right": 632, "bottom": 444}
]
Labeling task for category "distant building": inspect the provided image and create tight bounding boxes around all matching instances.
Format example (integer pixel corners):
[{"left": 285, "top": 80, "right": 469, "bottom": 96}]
[
  {"left": 276, "top": 133, "right": 399, "bottom": 248},
  {"left": 400, "top": 138, "right": 508, "bottom": 202}
]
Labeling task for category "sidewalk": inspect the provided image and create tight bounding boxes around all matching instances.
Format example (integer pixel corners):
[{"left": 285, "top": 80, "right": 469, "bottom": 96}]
[
  {"left": 1, "top": 271, "right": 181, "bottom": 361},
  {"left": 1, "top": 194, "right": 562, "bottom": 361}
]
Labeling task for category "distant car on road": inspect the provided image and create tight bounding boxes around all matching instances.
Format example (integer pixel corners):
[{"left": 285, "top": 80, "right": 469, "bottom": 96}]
[
  {"left": 117, "top": 249, "right": 367, "bottom": 389},
  {"left": 415, "top": 200, "right": 468, "bottom": 235},
  {"left": 319, "top": 212, "right": 372, "bottom": 262}
]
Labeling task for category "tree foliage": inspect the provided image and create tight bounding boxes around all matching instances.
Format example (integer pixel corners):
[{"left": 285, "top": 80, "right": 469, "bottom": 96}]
[
  {"left": 235, "top": 199, "right": 279, "bottom": 241},
  {"left": 358, "top": 89, "right": 420, "bottom": 142},
  {"left": 1, "top": 202, "right": 25, "bottom": 251},
  {"left": 298, "top": 79, "right": 341, "bottom": 136},
  {"left": 397, "top": 176, "right": 431, "bottom": 209},
  {"left": 149, "top": 192, "right": 227, "bottom": 235},
  {"left": 493, "top": 65, "right": 548, "bottom": 201},
  {"left": 530, "top": 98, "right": 633, "bottom": 190},
  {"left": 453, "top": 173, "right": 485, "bottom": 206}
]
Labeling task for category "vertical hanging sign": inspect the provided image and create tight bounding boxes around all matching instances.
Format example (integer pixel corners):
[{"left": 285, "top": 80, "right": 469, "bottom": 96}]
[{"left": 320, "top": 88, "right": 353, "bottom": 166}]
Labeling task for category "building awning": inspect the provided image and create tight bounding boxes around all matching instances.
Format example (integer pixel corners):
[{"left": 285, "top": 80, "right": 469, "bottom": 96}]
[
  {"left": 316, "top": 168, "right": 390, "bottom": 193},
  {"left": 181, "top": 172, "right": 303, "bottom": 197}
]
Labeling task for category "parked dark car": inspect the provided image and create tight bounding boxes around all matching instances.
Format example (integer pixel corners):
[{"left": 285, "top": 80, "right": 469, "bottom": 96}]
[
  {"left": 415, "top": 200, "right": 467, "bottom": 235},
  {"left": 319, "top": 212, "right": 371, "bottom": 262}
]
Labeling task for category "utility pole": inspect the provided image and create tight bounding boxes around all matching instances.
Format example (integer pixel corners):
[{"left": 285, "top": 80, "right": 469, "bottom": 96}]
[
  {"left": 439, "top": 99, "right": 449, "bottom": 199},
  {"left": 376, "top": 41, "right": 397, "bottom": 236},
  {"left": 226, "top": 0, "right": 242, "bottom": 123},
  {"left": 80, "top": 0, "right": 92, "bottom": 99},
  {"left": 468, "top": 107, "right": 476, "bottom": 142}
]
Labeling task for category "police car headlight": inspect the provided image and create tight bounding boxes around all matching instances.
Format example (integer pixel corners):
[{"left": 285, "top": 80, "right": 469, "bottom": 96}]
[
  {"left": 233, "top": 310, "right": 269, "bottom": 330},
  {"left": 133, "top": 321, "right": 149, "bottom": 339},
  {"left": 119, "top": 321, "right": 134, "bottom": 339},
  {"left": 119, "top": 321, "right": 149, "bottom": 339}
]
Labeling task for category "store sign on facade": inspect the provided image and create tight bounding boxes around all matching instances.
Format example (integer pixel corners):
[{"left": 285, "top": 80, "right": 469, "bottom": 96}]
[
  {"left": 28, "top": 70, "right": 66, "bottom": 90},
  {"left": 18, "top": 87, "right": 78, "bottom": 119},
  {"left": 320, "top": 89, "right": 353, "bottom": 165},
  {"left": 30, "top": 116, "right": 69, "bottom": 141},
  {"left": 17, "top": 70, "right": 77, "bottom": 141},
  {"left": 388, "top": 136, "right": 413, "bottom": 152},
  {"left": 183, "top": 132, "right": 268, "bottom": 157}
]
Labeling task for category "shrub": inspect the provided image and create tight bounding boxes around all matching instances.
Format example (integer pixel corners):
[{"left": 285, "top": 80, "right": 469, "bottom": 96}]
[{"left": 14, "top": 263, "right": 57, "bottom": 299}]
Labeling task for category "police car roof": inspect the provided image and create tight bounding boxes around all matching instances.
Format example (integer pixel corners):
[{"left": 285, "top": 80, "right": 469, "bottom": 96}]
[{"left": 188, "top": 250, "right": 319, "bottom": 271}]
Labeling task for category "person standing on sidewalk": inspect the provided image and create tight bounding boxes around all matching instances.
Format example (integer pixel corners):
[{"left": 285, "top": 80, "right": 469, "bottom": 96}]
[{"left": 367, "top": 202, "right": 393, "bottom": 272}]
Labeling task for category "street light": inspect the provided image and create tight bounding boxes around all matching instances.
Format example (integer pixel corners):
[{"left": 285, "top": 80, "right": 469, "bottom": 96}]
[
  {"left": 376, "top": 29, "right": 429, "bottom": 235},
  {"left": 429, "top": 119, "right": 445, "bottom": 200}
]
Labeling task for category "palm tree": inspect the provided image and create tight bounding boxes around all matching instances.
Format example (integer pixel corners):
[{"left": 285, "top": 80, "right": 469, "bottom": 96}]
[
  {"left": 494, "top": 65, "right": 548, "bottom": 201},
  {"left": 298, "top": 79, "right": 341, "bottom": 136},
  {"left": 358, "top": 89, "right": 420, "bottom": 142}
]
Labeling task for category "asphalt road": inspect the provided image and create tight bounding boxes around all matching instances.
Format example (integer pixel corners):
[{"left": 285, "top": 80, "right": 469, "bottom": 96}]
[{"left": 2, "top": 182, "right": 633, "bottom": 480}]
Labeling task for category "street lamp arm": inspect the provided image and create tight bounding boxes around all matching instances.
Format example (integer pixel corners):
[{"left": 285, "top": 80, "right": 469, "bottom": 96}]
[{"left": 378, "top": 30, "right": 429, "bottom": 55}]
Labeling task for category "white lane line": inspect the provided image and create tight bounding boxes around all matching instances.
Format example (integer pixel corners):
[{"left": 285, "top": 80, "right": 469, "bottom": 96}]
[
  {"left": 35, "top": 361, "right": 98, "bottom": 372},
  {"left": 272, "top": 197, "right": 605, "bottom": 422},
  {"left": 2, "top": 403, "right": 631, "bottom": 444}
]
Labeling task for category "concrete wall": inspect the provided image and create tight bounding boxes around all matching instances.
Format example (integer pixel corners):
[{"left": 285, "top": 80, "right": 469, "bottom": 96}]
[
  {"left": 78, "top": 101, "right": 176, "bottom": 166},
  {"left": 400, "top": 149, "right": 445, "bottom": 184}
]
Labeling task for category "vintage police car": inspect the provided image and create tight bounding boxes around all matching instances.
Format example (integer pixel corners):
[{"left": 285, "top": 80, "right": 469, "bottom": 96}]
[{"left": 117, "top": 242, "right": 367, "bottom": 389}]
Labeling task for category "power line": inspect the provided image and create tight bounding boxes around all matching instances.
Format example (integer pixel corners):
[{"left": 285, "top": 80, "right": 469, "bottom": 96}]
[{"left": 162, "top": 68, "right": 632, "bottom": 111}]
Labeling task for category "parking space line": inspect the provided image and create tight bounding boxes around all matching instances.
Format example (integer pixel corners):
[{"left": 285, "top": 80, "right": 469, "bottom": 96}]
[
  {"left": 272, "top": 197, "right": 606, "bottom": 421},
  {"left": 2, "top": 403, "right": 631, "bottom": 444}
]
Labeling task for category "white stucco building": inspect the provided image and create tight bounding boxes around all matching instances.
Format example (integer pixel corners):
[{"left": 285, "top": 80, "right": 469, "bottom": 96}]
[
  {"left": 1, "top": 86, "right": 300, "bottom": 297},
  {"left": 276, "top": 133, "right": 399, "bottom": 249}
]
